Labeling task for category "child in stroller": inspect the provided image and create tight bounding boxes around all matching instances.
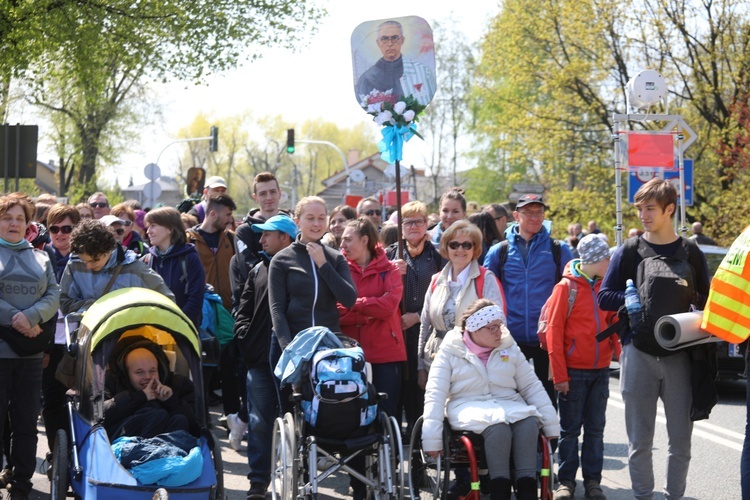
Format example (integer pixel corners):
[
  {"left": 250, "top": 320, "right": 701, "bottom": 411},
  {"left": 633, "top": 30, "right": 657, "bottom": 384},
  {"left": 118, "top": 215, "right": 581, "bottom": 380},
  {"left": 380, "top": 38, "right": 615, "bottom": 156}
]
[{"left": 104, "top": 335, "right": 199, "bottom": 439}]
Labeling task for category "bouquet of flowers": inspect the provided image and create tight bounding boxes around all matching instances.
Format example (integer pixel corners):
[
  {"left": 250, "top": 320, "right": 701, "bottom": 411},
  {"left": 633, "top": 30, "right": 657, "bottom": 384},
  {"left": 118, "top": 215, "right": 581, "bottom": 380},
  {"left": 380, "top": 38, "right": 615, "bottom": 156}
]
[{"left": 360, "top": 89, "right": 426, "bottom": 163}]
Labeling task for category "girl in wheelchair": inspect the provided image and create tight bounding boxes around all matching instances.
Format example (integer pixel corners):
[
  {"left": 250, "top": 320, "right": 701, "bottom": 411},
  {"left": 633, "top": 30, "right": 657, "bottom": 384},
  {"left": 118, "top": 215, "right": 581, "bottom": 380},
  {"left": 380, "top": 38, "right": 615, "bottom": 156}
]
[{"left": 422, "top": 299, "right": 560, "bottom": 500}]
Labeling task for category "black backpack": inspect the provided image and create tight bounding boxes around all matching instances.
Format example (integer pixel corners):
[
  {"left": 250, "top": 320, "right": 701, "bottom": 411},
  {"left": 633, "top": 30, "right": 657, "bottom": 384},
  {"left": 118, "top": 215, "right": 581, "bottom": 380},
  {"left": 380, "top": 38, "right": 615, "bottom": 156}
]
[{"left": 620, "top": 236, "right": 702, "bottom": 356}]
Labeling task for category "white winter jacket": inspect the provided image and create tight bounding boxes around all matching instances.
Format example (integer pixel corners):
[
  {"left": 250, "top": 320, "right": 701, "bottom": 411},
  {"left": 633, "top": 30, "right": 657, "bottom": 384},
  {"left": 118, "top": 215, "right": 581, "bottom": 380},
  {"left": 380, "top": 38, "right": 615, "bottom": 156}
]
[{"left": 421, "top": 327, "right": 560, "bottom": 452}]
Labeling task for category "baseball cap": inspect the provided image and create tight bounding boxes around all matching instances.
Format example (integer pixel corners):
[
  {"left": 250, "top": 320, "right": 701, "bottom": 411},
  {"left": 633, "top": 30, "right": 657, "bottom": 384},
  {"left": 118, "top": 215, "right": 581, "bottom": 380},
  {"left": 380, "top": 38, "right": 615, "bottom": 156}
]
[
  {"left": 251, "top": 214, "right": 298, "bottom": 240},
  {"left": 515, "top": 194, "right": 547, "bottom": 210},
  {"left": 578, "top": 234, "right": 611, "bottom": 264},
  {"left": 99, "top": 215, "right": 126, "bottom": 227},
  {"left": 205, "top": 176, "right": 227, "bottom": 189}
]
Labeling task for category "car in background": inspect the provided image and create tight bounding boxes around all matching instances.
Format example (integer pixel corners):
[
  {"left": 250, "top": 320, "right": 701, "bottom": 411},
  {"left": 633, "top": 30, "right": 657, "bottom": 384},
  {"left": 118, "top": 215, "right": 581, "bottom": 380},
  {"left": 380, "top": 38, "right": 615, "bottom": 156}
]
[{"left": 699, "top": 244, "right": 746, "bottom": 381}]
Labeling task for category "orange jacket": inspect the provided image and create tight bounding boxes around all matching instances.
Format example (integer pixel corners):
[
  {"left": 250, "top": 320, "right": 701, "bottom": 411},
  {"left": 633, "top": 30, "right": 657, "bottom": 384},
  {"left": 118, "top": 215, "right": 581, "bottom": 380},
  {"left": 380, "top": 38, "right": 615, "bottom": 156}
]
[{"left": 547, "top": 261, "right": 621, "bottom": 384}]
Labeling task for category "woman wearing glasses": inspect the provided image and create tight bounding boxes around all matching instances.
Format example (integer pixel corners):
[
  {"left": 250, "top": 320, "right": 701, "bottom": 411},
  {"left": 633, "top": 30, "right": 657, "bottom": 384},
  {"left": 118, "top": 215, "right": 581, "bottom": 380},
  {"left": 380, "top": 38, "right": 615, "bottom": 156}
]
[
  {"left": 385, "top": 201, "right": 445, "bottom": 437},
  {"left": 417, "top": 220, "right": 504, "bottom": 388},
  {"left": 421, "top": 299, "right": 559, "bottom": 500},
  {"left": 111, "top": 203, "right": 149, "bottom": 258},
  {"left": 46, "top": 204, "right": 81, "bottom": 282}
]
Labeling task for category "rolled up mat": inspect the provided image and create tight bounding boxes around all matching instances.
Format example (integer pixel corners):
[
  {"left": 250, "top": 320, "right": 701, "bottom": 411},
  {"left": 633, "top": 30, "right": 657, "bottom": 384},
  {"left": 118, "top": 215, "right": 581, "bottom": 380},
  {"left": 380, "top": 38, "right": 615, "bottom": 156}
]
[{"left": 654, "top": 311, "right": 724, "bottom": 350}]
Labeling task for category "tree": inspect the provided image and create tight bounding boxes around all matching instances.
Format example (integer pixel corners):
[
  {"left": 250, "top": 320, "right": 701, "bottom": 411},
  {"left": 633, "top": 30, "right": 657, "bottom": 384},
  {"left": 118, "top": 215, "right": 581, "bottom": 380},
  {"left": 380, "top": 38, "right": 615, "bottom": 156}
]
[
  {"left": 472, "top": 0, "right": 750, "bottom": 243},
  {"left": 2, "top": 0, "right": 325, "bottom": 195}
]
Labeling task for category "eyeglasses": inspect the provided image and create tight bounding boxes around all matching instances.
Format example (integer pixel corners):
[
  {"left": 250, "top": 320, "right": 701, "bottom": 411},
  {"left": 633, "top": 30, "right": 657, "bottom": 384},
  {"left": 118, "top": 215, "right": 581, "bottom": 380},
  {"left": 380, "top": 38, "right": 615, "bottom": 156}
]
[
  {"left": 49, "top": 225, "right": 74, "bottom": 234},
  {"left": 493, "top": 216, "right": 505, "bottom": 221},
  {"left": 482, "top": 324, "right": 502, "bottom": 334},
  {"left": 402, "top": 219, "right": 426, "bottom": 228},
  {"left": 448, "top": 241, "right": 474, "bottom": 250},
  {"left": 89, "top": 202, "right": 108, "bottom": 208},
  {"left": 112, "top": 228, "right": 125, "bottom": 236},
  {"left": 378, "top": 35, "right": 403, "bottom": 44},
  {"left": 363, "top": 209, "right": 379, "bottom": 217},
  {"left": 518, "top": 210, "right": 545, "bottom": 218}
]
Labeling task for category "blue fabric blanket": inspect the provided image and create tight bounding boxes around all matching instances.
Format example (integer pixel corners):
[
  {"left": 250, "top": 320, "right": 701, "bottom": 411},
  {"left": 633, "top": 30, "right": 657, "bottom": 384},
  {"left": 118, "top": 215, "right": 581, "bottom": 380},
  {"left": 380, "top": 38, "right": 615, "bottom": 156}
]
[
  {"left": 111, "top": 430, "right": 203, "bottom": 486},
  {"left": 274, "top": 326, "right": 345, "bottom": 387}
]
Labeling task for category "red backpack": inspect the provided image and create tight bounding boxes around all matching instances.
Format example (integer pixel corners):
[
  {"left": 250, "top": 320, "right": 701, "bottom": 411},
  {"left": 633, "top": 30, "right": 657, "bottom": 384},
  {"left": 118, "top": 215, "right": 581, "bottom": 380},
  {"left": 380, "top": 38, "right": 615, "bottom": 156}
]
[{"left": 537, "top": 278, "right": 577, "bottom": 351}]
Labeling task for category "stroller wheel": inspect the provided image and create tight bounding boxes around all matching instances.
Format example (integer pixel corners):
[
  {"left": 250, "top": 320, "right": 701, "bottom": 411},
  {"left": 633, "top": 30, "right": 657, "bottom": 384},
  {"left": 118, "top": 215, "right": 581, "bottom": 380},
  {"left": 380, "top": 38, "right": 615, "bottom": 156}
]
[
  {"left": 50, "top": 429, "right": 69, "bottom": 500},
  {"left": 153, "top": 488, "right": 168, "bottom": 499}
]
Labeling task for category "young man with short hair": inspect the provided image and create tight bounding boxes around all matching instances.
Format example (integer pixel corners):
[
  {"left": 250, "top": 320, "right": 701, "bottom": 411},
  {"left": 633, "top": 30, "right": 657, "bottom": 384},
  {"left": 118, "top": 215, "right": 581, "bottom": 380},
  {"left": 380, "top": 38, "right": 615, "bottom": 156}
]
[
  {"left": 188, "top": 176, "right": 228, "bottom": 223},
  {"left": 598, "top": 178, "right": 710, "bottom": 499}
]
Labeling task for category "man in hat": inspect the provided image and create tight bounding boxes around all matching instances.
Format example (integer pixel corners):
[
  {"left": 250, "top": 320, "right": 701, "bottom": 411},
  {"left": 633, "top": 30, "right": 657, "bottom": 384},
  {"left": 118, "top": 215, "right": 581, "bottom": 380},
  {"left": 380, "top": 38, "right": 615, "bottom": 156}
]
[
  {"left": 188, "top": 175, "right": 228, "bottom": 223},
  {"left": 228, "top": 214, "right": 297, "bottom": 500},
  {"left": 547, "top": 234, "right": 620, "bottom": 500},
  {"left": 484, "top": 194, "right": 573, "bottom": 404}
]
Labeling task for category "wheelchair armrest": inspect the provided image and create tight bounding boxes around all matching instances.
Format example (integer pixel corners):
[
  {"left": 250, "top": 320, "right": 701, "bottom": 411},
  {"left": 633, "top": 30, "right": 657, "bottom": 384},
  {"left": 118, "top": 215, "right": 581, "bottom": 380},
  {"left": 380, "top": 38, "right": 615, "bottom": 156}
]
[
  {"left": 291, "top": 392, "right": 303, "bottom": 403},
  {"left": 377, "top": 392, "right": 388, "bottom": 401}
]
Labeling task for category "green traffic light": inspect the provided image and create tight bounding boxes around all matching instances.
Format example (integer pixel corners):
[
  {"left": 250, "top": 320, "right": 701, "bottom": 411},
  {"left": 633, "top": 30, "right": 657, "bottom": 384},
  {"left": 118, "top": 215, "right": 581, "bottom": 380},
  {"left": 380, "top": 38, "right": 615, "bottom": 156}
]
[{"left": 286, "top": 129, "right": 295, "bottom": 154}]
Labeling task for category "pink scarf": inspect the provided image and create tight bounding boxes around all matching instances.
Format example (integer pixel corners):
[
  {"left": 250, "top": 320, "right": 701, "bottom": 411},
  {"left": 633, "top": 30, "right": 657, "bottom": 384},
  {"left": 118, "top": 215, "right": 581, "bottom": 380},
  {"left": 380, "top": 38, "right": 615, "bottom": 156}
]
[{"left": 463, "top": 330, "right": 495, "bottom": 366}]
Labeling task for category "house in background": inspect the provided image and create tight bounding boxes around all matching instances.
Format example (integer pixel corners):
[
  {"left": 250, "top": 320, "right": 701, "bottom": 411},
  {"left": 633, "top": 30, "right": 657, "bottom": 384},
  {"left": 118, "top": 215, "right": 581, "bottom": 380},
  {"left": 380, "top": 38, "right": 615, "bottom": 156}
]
[
  {"left": 316, "top": 150, "right": 447, "bottom": 210},
  {"left": 35, "top": 160, "right": 58, "bottom": 195},
  {"left": 121, "top": 176, "right": 181, "bottom": 209}
]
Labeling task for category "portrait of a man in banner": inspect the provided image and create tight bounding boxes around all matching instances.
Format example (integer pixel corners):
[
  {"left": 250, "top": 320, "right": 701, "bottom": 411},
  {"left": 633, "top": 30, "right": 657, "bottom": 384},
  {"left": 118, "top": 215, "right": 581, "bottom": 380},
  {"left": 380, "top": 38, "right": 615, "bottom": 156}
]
[{"left": 351, "top": 16, "right": 436, "bottom": 108}]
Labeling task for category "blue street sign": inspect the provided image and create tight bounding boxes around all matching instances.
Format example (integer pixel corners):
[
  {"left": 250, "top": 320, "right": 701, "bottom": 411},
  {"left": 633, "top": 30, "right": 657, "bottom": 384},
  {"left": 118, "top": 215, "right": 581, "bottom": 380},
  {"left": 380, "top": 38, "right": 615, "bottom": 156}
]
[{"left": 628, "top": 158, "right": 693, "bottom": 206}]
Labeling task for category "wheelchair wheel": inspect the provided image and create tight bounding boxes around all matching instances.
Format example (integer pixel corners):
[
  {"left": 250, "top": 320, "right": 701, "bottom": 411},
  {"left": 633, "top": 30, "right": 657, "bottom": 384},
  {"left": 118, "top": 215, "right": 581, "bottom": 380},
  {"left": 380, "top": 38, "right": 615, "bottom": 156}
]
[
  {"left": 50, "top": 429, "right": 69, "bottom": 500},
  {"left": 409, "top": 416, "right": 449, "bottom": 500},
  {"left": 538, "top": 435, "right": 554, "bottom": 500},
  {"left": 385, "top": 415, "right": 405, "bottom": 499},
  {"left": 271, "top": 416, "right": 296, "bottom": 500}
]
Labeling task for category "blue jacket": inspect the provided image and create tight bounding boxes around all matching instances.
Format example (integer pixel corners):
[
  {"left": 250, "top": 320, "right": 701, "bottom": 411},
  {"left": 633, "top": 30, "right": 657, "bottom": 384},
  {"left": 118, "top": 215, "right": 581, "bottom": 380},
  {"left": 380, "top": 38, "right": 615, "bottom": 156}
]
[
  {"left": 483, "top": 225, "right": 573, "bottom": 344},
  {"left": 144, "top": 243, "right": 205, "bottom": 329}
]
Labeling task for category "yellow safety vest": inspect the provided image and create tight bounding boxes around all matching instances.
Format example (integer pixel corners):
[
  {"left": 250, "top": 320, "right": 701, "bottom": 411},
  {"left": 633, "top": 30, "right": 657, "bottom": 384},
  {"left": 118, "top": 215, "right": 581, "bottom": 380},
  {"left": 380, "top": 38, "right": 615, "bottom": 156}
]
[{"left": 701, "top": 226, "right": 750, "bottom": 343}]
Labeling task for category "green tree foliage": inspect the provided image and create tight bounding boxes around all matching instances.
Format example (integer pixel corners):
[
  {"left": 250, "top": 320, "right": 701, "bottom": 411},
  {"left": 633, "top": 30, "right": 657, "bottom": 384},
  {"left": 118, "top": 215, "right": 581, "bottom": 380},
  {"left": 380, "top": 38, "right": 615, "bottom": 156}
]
[
  {"left": 473, "top": 0, "right": 750, "bottom": 244},
  {"left": 1, "top": 0, "right": 324, "bottom": 197}
]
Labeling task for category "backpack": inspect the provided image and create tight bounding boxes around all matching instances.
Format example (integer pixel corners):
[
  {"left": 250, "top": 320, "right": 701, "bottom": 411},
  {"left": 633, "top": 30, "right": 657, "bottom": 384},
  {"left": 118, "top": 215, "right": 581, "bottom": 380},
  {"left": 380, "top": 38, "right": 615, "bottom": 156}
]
[
  {"left": 493, "top": 238, "right": 563, "bottom": 284},
  {"left": 300, "top": 345, "right": 378, "bottom": 440},
  {"left": 620, "top": 236, "right": 701, "bottom": 356},
  {"left": 537, "top": 278, "right": 578, "bottom": 351}
]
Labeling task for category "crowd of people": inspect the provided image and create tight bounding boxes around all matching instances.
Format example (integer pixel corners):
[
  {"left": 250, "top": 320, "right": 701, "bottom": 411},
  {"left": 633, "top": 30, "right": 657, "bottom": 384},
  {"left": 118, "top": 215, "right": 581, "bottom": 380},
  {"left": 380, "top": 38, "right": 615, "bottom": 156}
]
[{"left": 0, "top": 173, "right": 735, "bottom": 500}]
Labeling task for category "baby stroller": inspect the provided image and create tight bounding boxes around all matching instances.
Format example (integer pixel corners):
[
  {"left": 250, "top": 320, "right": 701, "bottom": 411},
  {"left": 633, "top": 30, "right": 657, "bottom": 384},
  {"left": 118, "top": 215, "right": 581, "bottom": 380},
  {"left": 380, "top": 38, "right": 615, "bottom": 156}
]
[
  {"left": 272, "top": 326, "right": 405, "bottom": 500},
  {"left": 50, "top": 287, "right": 224, "bottom": 499}
]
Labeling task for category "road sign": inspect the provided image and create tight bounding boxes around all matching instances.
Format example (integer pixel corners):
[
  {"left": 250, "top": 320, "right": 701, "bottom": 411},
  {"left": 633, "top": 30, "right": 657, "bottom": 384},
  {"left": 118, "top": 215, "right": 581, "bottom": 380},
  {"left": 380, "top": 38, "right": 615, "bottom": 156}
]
[
  {"left": 628, "top": 158, "right": 693, "bottom": 206},
  {"left": 144, "top": 162, "right": 160, "bottom": 180},
  {"left": 143, "top": 180, "right": 162, "bottom": 201}
]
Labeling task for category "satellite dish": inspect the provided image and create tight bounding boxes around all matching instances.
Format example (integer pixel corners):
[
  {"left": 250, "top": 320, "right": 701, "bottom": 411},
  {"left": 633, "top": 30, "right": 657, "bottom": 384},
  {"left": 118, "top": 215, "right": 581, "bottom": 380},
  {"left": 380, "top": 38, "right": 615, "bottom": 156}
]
[
  {"left": 349, "top": 170, "right": 365, "bottom": 183},
  {"left": 626, "top": 70, "right": 668, "bottom": 110}
]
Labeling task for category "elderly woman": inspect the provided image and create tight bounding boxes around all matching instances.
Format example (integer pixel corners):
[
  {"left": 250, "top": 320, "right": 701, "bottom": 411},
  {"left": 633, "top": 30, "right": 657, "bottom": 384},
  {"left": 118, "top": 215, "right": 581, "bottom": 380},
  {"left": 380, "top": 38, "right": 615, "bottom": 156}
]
[
  {"left": 422, "top": 299, "right": 559, "bottom": 500},
  {"left": 385, "top": 201, "right": 445, "bottom": 436},
  {"left": 111, "top": 202, "right": 148, "bottom": 257},
  {"left": 417, "top": 220, "right": 504, "bottom": 388},
  {"left": 0, "top": 193, "right": 60, "bottom": 498}
]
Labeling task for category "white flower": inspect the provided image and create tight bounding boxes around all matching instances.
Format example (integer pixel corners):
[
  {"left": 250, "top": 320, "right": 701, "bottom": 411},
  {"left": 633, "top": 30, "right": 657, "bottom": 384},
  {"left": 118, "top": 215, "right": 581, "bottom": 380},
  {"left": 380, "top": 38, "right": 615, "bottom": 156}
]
[
  {"left": 374, "top": 110, "right": 393, "bottom": 126},
  {"left": 393, "top": 101, "right": 407, "bottom": 114},
  {"left": 403, "top": 109, "right": 415, "bottom": 122},
  {"left": 367, "top": 102, "right": 383, "bottom": 113}
]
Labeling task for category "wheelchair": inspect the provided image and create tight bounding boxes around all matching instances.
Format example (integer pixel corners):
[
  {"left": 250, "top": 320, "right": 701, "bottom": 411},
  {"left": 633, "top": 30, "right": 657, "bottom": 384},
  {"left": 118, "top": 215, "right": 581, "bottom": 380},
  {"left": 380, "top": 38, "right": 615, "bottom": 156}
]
[
  {"left": 409, "top": 416, "right": 554, "bottom": 500},
  {"left": 271, "top": 392, "right": 406, "bottom": 500}
]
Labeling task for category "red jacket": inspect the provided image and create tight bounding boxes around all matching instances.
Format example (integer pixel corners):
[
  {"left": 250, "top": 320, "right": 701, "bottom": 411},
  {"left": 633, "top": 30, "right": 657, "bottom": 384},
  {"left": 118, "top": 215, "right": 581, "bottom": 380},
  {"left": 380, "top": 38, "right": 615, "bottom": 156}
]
[
  {"left": 338, "top": 246, "right": 407, "bottom": 364},
  {"left": 547, "top": 261, "right": 621, "bottom": 384}
]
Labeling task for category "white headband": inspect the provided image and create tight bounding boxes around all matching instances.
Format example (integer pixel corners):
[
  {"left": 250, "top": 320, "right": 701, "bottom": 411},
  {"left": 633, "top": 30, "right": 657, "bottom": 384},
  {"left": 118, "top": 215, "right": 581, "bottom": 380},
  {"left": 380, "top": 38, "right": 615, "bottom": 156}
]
[{"left": 465, "top": 305, "right": 504, "bottom": 332}]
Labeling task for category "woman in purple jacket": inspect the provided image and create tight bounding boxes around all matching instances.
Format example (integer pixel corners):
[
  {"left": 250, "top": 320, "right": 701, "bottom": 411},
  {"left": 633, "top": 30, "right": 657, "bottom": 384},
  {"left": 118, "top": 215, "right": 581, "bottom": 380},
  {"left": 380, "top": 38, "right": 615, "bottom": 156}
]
[{"left": 144, "top": 207, "right": 205, "bottom": 329}]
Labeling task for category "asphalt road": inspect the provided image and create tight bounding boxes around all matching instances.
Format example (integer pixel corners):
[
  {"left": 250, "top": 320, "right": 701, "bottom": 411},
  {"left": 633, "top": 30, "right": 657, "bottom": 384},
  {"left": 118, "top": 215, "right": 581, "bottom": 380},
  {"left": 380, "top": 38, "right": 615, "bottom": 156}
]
[{"left": 23, "top": 376, "right": 748, "bottom": 499}]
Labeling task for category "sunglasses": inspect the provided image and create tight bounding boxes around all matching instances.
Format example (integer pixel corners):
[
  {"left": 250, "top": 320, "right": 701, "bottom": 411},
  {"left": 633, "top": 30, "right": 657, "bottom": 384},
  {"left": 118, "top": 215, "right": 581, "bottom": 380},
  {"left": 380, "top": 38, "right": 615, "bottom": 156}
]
[
  {"left": 89, "top": 202, "right": 108, "bottom": 208},
  {"left": 112, "top": 228, "right": 125, "bottom": 236},
  {"left": 448, "top": 241, "right": 474, "bottom": 250},
  {"left": 363, "top": 209, "right": 379, "bottom": 216},
  {"left": 49, "top": 225, "right": 74, "bottom": 234},
  {"left": 121, "top": 220, "right": 133, "bottom": 226}
]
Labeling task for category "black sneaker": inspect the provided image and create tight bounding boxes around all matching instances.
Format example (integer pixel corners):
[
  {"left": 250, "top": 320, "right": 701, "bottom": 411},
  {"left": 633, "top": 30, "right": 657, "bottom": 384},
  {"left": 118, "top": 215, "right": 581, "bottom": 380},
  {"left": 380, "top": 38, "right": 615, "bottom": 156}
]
[
  {"left": 247, "top": 482, "right": 267, "bottom": 500},
  {"left": 0, "top": 469, "right": 12, "bottom": 489},
  {"left": 6, "top": 484, "right": 29, "bottom": 500}
]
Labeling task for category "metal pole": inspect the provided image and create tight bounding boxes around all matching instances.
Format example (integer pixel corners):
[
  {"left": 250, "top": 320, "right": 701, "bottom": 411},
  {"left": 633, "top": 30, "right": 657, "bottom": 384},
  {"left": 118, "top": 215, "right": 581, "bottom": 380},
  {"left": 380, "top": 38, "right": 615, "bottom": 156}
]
[
  {"left": 295, "top": 139, "right": 351, "bottom": 200},
  {"left": 676, "top": 119, "right": 688, "bottom": 235},
  {"left": 612, "top": 116, "right": 623, "bottom": 247},
  {"left": 155, "top": 136, "right": 213, "bottom": 166},
  {"left": 14, "top": 124, "right": 20, "bottom": 191}
]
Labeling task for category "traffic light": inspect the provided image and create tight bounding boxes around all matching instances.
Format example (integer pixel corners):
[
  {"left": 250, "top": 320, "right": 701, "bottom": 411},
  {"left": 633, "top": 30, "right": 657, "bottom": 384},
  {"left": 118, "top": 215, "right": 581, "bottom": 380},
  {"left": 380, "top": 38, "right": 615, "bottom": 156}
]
[
  {"left": 286, "top": 129, "right": 295, "bottom": 154},
  {"left": 209, "top": 126, "right": 219, "bottom": 152}
]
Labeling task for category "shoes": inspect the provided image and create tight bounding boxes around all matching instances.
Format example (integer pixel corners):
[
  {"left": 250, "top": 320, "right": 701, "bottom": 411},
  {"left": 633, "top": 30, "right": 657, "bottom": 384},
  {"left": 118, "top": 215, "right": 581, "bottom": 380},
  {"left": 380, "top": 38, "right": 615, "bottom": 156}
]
[
  {"left": 226, "top": 413, "right": 248, "bottom": 451},
  {"left": 247, "top": 482, "right": 267, "bottom": 500},
  {"left": 584, "top": 479, "right": 606, "bottom": 499},
  {"left": 0, "top": 469, "right": 12, "bottom": 489},
  {"left": 44, "top": 451, "right": 53, "bottom": 481},
  {"left": 446, "top": 478, "right": 471, "bottom": 499},
  {"left": 554, "top": 480, "right": 576, "bottom": 500}
]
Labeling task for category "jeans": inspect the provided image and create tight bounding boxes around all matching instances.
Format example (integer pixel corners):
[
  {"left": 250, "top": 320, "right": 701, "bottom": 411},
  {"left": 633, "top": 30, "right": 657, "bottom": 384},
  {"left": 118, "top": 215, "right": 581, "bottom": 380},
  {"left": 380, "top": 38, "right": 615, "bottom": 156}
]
[
  {"left": 557, "top": 368, "right": 609, "bottom": 483},
  {"left": 0, "top": 357, "right": 43, "bottom": 495},
  {"left": 246, "top": 365, "right": 278, "bottom": 488}
]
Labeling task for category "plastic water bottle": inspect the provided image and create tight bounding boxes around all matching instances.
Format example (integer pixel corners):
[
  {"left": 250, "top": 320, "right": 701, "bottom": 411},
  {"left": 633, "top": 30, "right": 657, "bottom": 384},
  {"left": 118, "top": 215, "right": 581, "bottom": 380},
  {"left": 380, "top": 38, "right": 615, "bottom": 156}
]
[{"left": 624, "top": 279, "right": 642, "bottom": 320}]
